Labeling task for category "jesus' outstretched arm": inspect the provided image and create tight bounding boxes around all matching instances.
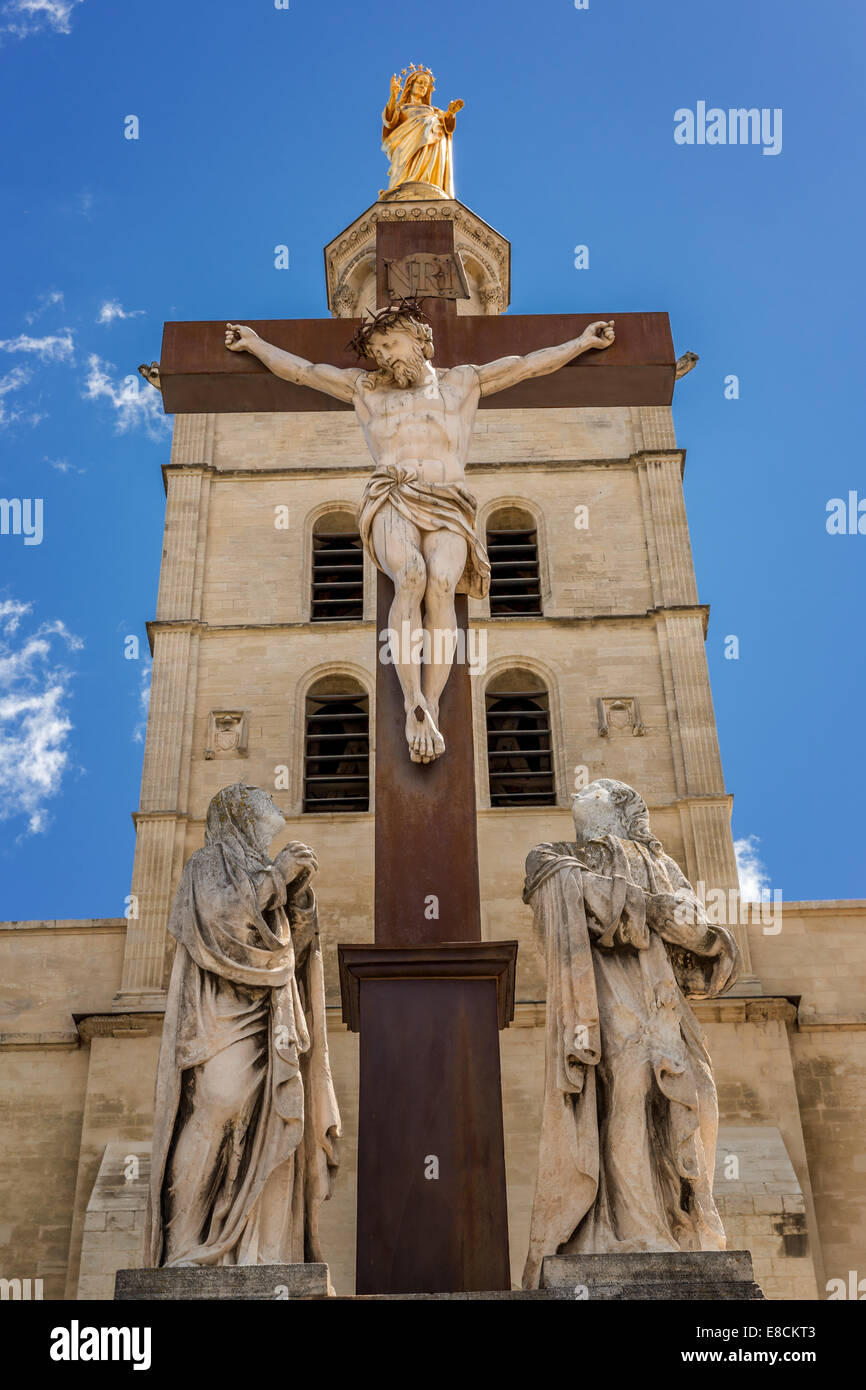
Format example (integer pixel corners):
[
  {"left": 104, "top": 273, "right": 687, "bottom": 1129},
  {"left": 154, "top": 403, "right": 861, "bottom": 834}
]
[
  {"left": 474, "top": 319, "right": 615, "bottom": 397},
  {"left": 225, "top": 323, "right": 363, "bottom": 404}
]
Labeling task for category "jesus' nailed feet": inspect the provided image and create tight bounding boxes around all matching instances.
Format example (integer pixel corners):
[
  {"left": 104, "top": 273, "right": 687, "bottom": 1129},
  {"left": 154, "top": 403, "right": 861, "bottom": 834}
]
[{"left": 408, "top": 699, "right": 445, "bottom": 765}]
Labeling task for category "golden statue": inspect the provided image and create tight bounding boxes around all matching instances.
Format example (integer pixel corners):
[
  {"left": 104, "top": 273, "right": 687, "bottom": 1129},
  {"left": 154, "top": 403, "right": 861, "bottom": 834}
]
[{"left": 379, "top": 64, "right": 464, "bottom": 200}]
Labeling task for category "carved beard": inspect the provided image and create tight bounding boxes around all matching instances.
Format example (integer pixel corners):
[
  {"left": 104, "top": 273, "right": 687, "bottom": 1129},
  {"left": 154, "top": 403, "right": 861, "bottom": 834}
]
[{"left": 367, "top": 342, "right": 428, "bottom": 390}]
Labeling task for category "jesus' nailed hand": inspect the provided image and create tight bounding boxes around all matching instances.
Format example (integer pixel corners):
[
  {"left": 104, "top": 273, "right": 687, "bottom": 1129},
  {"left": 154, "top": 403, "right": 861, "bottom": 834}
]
[{"left": 225, "top": 309, "right": 614, "bottom": 764}]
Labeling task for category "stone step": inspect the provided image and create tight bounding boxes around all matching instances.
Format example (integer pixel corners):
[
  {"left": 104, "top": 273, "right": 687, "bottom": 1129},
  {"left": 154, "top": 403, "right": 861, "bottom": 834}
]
[
  {"left": 115, "top": 1250, "right": 764, "bottom": 1301},
  {"left": 541, "top": 1249, "right": 764, "bottom": 1300},
  {"left": 114, "top": 1264, "right": 329, "bottom": 1300}
]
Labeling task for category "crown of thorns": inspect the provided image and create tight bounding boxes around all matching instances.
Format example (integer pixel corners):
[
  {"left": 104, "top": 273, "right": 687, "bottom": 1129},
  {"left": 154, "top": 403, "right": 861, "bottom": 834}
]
[{"left": 346, "top": 297, "right": 431, "bottom": 361}]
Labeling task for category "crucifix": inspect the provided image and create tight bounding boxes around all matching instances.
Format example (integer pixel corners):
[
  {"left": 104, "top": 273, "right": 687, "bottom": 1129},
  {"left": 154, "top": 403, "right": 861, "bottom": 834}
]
[
  {"left": 224, "top": 308, "right": 615, "bottom": 763},
  {"left": 155, "top": 70, "right": 675, "bottom": 1294}
]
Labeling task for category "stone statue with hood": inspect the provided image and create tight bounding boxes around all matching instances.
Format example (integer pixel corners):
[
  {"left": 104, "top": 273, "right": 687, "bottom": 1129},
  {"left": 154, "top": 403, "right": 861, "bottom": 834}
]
[{"left": 147, "top": 783, "right": 340, "bottom": 1269}]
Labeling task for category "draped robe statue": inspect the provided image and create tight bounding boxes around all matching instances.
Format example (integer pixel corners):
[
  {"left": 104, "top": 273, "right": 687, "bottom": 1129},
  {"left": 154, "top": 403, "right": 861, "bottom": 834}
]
[
  {"left": 522, "top": 778, "right": 739, "bottom": 1289},
  {"left": 147, "top": 784, "right": 341, "bottom": 1268},
  {"left": 380, "top": 67, "right": 464, "bottom": 199}
]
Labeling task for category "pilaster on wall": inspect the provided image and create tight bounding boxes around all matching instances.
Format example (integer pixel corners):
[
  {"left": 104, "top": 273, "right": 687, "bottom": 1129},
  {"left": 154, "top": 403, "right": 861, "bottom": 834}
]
[
  {"left": 169, "top": 412, "right": 214, "bottom": 472},
  {"left": 156, "top": 483, "right": 209, "bottom": 622},
  {"left": 637, "top": 450, "right": 759, "bottom": 990},
  {"left": 640, "top": 452, "right": 727, "bottom": 806},
  {"left": 115, "top": 416, "right": 212, "bottom": 1010},
  {"left": 661, "top": 612, "right": 725, "bottom": 797},
  {"left": 115, "top": 816, "right": 188, "bottom": 1007},
  {"left": 678, "top": 798, "right": 738, "bottom": 892},
  {"left": 638, "top": 453, "right": 698, "bottom": 610},
  {"left": 678, "top": 796, "right": 761, "bottom": 993},
  {"left": 635, "top": 405, "right": 677, "bottom": 453}
]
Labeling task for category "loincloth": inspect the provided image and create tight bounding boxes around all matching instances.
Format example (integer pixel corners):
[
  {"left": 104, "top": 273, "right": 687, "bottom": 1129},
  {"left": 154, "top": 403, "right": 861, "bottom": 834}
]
[{"left": 359, "top": 465, "right": 491, "bottom": 599}]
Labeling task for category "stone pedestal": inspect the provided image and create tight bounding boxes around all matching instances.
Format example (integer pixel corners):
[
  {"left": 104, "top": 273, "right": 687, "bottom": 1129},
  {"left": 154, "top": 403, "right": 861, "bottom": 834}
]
[
  {"left": 540, "top": 1250, "right": 764, "bottom": 1300},
  {"left": 114, "top": 1252, "right": 762, "bottom": 1301},
  {"left": 114, "top": 1263, "right": 330, "bottom": 1301},
  {"left": 323, "top": 195, "right": 511, "bottom": 319},
  {"left": 339, "top": 941, "right": 517, "bottom": 1295}
]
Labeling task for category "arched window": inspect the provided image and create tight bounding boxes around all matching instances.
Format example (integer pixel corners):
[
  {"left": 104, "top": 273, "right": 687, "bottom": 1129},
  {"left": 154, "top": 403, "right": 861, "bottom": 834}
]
[
  {"left": 486, "top": 506, "right": 542, "bottom": 617},
  {"left": 311, "top": 511, "right": 364, "bottom": 622},
  {"left": 303, "top": 676, "right": 370, "bottom": 813},
  {"left": 485, "top": 670, "right": 555, "bottom": 807}
]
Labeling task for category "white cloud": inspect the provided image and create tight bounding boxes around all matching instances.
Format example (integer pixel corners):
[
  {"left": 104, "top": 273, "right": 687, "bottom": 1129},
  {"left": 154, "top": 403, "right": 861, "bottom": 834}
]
[
  {"left": 82, "top": 353, "right": 168, "bottom": 439},
  {"left": 97, "top": 300, "right": 145, "bottom": 326},
  {"left": 46, "top": 455, "right": 84, "bottom": 475},
  {"left": 0, "top": 0, "right": 82, "bottom": 39},
  {"left": 0, "top": 600, "right": 31, "bottom": 633},
  {"left": 0, "top": 365, "right": 31, "bottom": 397},
  {"left": 0, "top": 330, "right": 75, "bottom": 362},
  {"left": 0, "top": 601, "right": 82, "bottom": 834},
  {"left": 0, "top": 336, "right": 70, "bottom": 427},
  {"left": 0, "top": 365, "right": 34, "bottom": 426},
  {"left": 25, "top": 290, "right": 64, "bottom": 325},
  {"left": 133, "top": 659, "right": 152, "bottom": 743},
  {"left": 734, "top": 835, "right": 771, "bottom": 902}
]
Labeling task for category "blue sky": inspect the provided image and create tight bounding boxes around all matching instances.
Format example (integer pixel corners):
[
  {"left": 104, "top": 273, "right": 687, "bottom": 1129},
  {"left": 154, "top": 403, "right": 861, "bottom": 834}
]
[{"left": 0, "top": 0, "right": 863, "bottom": 919}]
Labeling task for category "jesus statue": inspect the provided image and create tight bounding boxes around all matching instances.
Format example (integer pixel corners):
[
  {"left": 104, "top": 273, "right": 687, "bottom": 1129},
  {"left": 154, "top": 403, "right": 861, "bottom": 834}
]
[{"left": 225, "top": 302, "right": 614, "bottom": 763}]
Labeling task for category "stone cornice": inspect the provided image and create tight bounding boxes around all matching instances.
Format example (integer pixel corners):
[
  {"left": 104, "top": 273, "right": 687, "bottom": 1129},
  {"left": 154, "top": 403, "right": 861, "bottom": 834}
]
[
  {"left": 161, "top": 450, "right": 686, "bottom": 485},
  {"left": 693, "top": 997, "right": 798, "bottom": 1025},
  {"left": 75, "top": 1013, "right": 165, "bottom": 1042},
  {"left": 770, "top": 899, "right": 866, "bottom": 914},
  {"left": 167, "top": 796, "right": 733, "bottom": 828},
  {"left": 634, "top": 448, "right": 687, "bottom": 478},
  {"left": 145, "top": 607, "right": 711, "bottom": 646},
  {"left": 7, "top": 1000, "right": 858, "bottom": 1047},
  {"left": 510, "top": 997, "right": 799, "bottom": 1028},
  {"left": 0, "top": 917, "right": 126, "bottom": 934},
  {"left": 478, "top": 793, "right": 733, "bottom": 821},
  {"left": 0, "top": 1028, "right": 81, "bottom": 1050},
  {"left": 797, "top": 1013, "right": 866, "bottom": 1031}
]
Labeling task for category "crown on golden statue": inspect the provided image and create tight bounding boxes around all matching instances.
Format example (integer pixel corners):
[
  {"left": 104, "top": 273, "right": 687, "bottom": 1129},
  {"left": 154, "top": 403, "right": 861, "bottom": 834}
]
[{"left": 399, "top": 62, "right": 435, "bottom": 93}]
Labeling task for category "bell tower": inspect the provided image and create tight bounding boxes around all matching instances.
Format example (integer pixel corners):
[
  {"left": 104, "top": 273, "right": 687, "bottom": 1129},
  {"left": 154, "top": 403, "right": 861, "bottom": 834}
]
[{"left": 111, "top": 69, "right": 758, "bottom": 1293}]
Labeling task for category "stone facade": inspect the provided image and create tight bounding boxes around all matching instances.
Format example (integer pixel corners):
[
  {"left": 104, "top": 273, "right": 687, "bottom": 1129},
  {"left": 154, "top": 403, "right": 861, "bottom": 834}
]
[{"left": 1, "top": 394, "right": 864, "bottom": 1300}]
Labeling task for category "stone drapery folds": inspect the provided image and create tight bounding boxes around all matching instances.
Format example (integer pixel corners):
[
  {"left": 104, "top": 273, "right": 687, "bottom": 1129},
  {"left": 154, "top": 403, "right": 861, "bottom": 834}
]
[
  {"left": 522, "top": 789, "right": 739, "bottom": 1289},
  {"left": 147, "top": 784, "right": 340, "bottom": 1270}
]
